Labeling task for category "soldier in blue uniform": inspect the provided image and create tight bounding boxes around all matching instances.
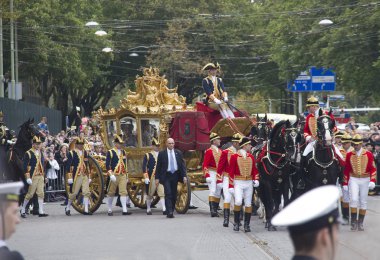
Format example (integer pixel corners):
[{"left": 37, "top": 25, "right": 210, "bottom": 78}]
[
  {"left": 106, "top": 135, "right": 131, "bottom": 216},
  {"left": 143, "top": 138, "right": 166, "bottom": 215},
  {"left": 65, "top": 137, "right": 92, "bottom": 216},
  {"left": 202, "top": 62, "right": 234, "bottom": 118},
  {"left": 20, "top": 136, "right": 48, "bottom": 218}
]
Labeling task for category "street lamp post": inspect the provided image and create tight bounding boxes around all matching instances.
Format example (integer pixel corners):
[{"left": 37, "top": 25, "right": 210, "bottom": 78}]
[
  {"left": 10, "top": 0, "right": 15, "bottom": 100},
  {"left": 0, "top": 10, "right": 3, "bottom": 98}
]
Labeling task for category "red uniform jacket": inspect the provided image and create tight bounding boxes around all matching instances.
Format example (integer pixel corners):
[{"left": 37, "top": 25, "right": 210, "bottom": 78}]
[
  {"left": 203, "top": 146, "right": 222, "bottom": 179},
  {"left": 343, "top": 149, "right": 377, "bottom": 185},
  {"left": 304, "top": 111, "right": 337, "bottom": 140},
  {"left": 229, "top": 151, "right": 259, "bottom": 186},
  {"left": 217, "top": 147, "right": 236, "bottom": 187}
]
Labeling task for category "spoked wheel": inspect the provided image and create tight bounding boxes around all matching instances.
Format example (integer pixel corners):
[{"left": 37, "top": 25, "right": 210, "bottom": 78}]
[
  {"left": 65, "top": 156, "right": 105, "bottom": 214},
  {"left": 127, "top": 177, "right": 159, "bottom": 209},
  {"left": 175, "top": 180, "right": 190, "bottom": 214}
]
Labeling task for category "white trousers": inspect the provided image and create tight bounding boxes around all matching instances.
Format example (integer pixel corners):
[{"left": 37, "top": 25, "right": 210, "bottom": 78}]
[
  {"left": 302, "top": 141, "right": 344, "bottom": 160},
  {"left": 349, "top": 177, "right": 370, "bottom": 209},
  {"left": 303, "top": 140, "right": 316, "bottom": 156},
  {"left": 208, "top": 170, "right": 223, "bottom": 199},
  {"left": 342, "top": 186, "right": 350, "bottom": 203},
  {"left": 223, "top": 176, "right": 233, "bottom": 203},
  {"left": 234, "top": 180, "right": 253, "bottom": 207}
]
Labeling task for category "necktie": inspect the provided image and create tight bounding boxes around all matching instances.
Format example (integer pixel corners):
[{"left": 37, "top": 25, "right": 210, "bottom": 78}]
[{"left": 169, "top": 150, "right": 175, "bottom": 174}]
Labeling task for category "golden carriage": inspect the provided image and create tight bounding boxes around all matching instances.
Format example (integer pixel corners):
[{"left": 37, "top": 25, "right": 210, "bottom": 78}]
[{"left": 65, "top": 67, "right": 254, "bottom": 214}]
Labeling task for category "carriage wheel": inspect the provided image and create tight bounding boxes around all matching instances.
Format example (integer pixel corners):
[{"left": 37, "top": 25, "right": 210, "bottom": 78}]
[
  {"left": 175, "top": 180, "right": 190, "bottom": 214},
  {"left": 127, "top": 178, "right": 160, "bottom": 209},
  {"left": 65, "top": 156, "right": 105, "bottom": 214}
]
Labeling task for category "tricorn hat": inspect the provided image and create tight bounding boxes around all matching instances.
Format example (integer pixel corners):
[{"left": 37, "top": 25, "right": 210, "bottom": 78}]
[
  {"left": 306, "top": 96, "right": 319, "bottom": 107},
  {"left": 152, "top": 137, "right": 160, "bottom": 146},
  {"left": 239, "top": 137, "right": 251, "bottom": 148},
  {"left": 232, "top": 133, "right": 242, "bottom": 142},
  {"left": 32, "top": 136, "right": 42, "bottom": 144},
  {"left": 351, "top": 134, "right": 363, "bottom": 145},
  {"left": 341, "top": 133, "right": 352, "bottom": 143},
  {"left": 202, "top": 62, "right": 220, "bottom": 71},
  {"left": 210, "top": 132, "right": 220, "bottom": 142},
  {"left": 334, "top": 131, "right": 344, "bottom": 138},
  {"left": 113, "top": 134, "right": 124, "bottom": 144},
  {"left": 75, "top": 137, "right": 85, "bottom": 145}
]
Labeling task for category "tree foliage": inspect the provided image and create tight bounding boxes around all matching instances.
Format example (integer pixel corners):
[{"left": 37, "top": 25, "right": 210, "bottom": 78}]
[{"left": 2, "top": 0, "right": 380, "bottom": 123}]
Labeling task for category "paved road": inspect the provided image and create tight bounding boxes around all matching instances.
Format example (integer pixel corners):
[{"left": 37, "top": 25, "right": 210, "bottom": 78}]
[{"left": 8, "top": 191, "right": 380, "bottom": 260}]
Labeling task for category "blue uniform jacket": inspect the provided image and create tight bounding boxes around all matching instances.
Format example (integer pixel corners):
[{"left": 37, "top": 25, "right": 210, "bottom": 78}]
[
  {"left": 23, "top": 148, "right": 45, "bottom": 178},
  {"left": 202, "top": 76, "right": 226, "bottom": 101},
  {"left": 105, "top": 148, "right": 127, "bottom": 175},
  {"left": 66, "top": 149, "right": 89, "bottom": 177},
  {"left": 142, "top": 151, "right": 158, "bottom": 179}
]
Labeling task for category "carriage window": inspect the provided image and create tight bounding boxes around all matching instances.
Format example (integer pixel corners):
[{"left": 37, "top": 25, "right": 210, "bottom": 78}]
[
  {"left": 141, "top": 119, "right": 160, "bottom": 147},
  {"left": 120, "top": 117, "right": 138, "bottom": 147},
  {"left": 105, "top": 120, "right": 117, "bottom": 147}
]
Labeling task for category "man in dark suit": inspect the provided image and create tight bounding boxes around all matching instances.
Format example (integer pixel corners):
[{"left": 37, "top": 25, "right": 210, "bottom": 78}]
[{"left": 155, "top": 138, "right": 187, "bottom": 218}]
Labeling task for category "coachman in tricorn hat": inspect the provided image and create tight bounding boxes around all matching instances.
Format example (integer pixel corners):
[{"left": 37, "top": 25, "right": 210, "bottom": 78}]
[{"left": 202, "top": 62, "right": 234, "bottom": 119}]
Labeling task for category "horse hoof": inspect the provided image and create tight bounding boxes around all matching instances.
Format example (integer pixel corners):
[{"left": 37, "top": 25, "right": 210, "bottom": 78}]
[{"left": 268, "top": 225, "right": 277, "bottom": 231}]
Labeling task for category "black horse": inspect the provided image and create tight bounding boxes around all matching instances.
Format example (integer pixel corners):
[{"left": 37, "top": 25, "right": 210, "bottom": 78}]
[
  {"left": 250, "top": 114, "right": 272, "bottom": 158},
  {"left": 303, "top": 111, "right": 340, "bottom": 191},
  {"left": 257, "top": 120, "right": 296, "bottom": 231},
  {"left": 6, "top": 119, "right": 42, "bottom": 182}
]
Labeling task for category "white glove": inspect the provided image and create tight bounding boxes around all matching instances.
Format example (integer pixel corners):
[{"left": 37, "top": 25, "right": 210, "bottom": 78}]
[
  {"left": 206, "top": 177, "right": 212, "bottom": 184},
  {"left": 228, "top": 188, "right": 234, "bottom": 195},
  {"left": 253, "top": 180, "right": 260, "bottom": 188},
  {"left": 144, "top": 178, "right": 150, "bottom": 184},
  {"left": 369, "top": 182, "right": 376, "bottom": 190},
  {"left": 224, "top": 97, "right": 228, "bottom": 102},
  {"left": 214, "top": 98, "right": 222, "bottom": 105},
  {"left": 110, "top": 175, "right": 117, "bottom": 183},
  {"left": 26, "top": 178, "right": 32, "bottom": 185},
  {"left": 343, "top": 185, "right": 348, "bottom": 191},
  {"left": 67, "top": 178, "right": 73, "bottom": 185},
  {"left": 88, "top": 178, "right": 92, "bottom": 184}
]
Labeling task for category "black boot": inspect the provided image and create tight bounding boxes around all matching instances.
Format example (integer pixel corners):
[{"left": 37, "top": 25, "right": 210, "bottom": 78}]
[
  {"left": 233, "top": 211, "right": 240, "bottom": 231},
  {"left": 209, "top": 201, "right": 213, "bottom": 217},
  {"left": 223, "top": 209, "right": 230, "bottom": 227},
  {"left": 341, "top": 204, "right": 349, "bottom": 225},
  {"left": 211, "top": 202, "right": 219, "bottom": 217},
  {"left": 358, "top": 214, "right": 365, "bottom": 231},
  {"left": 296, "top": 156, "right": 307, "bottom": 190},
  {"left": 244, "top": 212, "right": 252, "bottom": 232},
  {"left": 351, "top": 212, "right": 358, "bottom": 231}
]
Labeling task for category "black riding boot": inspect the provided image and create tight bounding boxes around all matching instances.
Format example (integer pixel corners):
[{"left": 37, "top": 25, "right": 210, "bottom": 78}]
[
  {"left": 351, "top": 210, "right": 358, "bottom": 231},
  {"left": 358, "top": 214, "right": 365, "bottom": 231},
  {"left": 223, "top": 209, "right": 230, "bottom": 227},
  {"left": 233, "top": 211, "right": 240, "bottom": 231},
  {"left": 209, "top": 201, "right": 213, "bottom": 217},
  {"left": 244, "top": 212, "right": 252, "bottom": 232},
  {"left": 211, "top": 202, "right": 219, "bottom": 217},
  {"left": 296, "top": 156, "right": 307, "bottom": 190},
  {"left": 341, "top": 203, "right": 350, "bottom": 225}
]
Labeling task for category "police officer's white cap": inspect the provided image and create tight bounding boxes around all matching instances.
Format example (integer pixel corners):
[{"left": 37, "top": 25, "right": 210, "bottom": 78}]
[
  {"left": 0, "top": 182, "right": 24, "bottom": 202},
  {"left": 272, "top": 185, "right": 340, "bottom": 233}
]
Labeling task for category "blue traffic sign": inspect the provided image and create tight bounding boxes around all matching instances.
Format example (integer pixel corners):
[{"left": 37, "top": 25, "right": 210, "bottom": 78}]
[
  {"left": 309, "top": 67, "right": 336, "bottom": 91},
  {"left": 287, "top": 67, "right": 336, "bottom": 92}
]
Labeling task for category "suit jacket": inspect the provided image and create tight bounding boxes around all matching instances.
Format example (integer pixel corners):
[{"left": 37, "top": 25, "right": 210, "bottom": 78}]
[
  {"left": 155, "top": 148, "right": 186, "bottom": 184},
  {"left": 0, "top": 246, "right": 24, "bottom": 260}
]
